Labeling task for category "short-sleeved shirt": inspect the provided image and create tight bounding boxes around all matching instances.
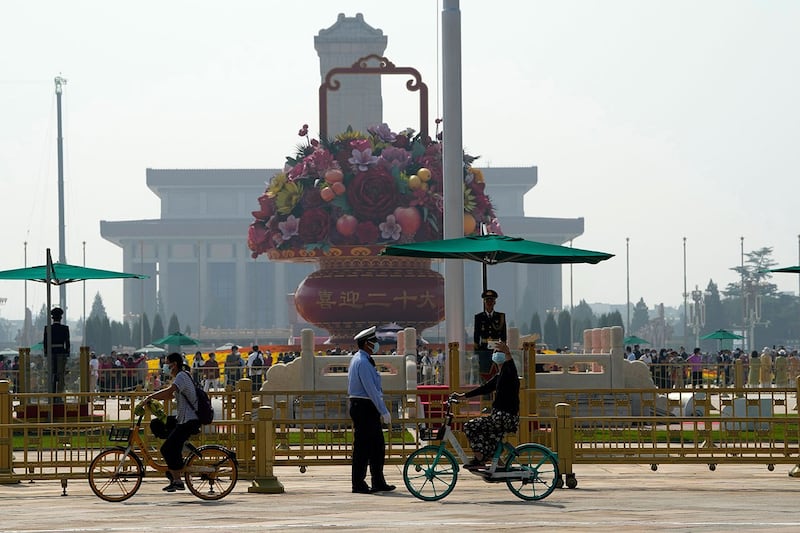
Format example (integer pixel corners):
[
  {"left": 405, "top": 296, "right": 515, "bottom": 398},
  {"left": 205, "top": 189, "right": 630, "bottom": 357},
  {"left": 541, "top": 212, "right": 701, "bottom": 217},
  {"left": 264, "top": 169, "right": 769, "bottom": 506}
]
[
  {"left": 174, "top": 371, "right": 199, "bottom": 424},
  {"left": 347, "top": 350, "right": 389, "bottom": 416}
]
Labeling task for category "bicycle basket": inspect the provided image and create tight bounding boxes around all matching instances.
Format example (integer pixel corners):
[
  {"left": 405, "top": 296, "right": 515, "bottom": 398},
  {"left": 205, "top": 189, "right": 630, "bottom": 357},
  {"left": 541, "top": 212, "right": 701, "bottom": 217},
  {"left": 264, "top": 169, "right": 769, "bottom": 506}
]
[
  {"left": 108, "top": 426, "right": 131, "bottom": 442},
  {"left": 419, "top": 425, "right": 443, "bottom": 441}
]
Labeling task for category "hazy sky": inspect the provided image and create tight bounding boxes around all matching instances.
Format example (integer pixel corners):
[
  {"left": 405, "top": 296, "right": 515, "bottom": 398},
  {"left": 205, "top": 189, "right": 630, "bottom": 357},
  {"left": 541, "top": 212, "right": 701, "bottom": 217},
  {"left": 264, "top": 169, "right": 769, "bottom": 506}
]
[{"left": 1, "top": 0, "right": 799, "bottom": 323}]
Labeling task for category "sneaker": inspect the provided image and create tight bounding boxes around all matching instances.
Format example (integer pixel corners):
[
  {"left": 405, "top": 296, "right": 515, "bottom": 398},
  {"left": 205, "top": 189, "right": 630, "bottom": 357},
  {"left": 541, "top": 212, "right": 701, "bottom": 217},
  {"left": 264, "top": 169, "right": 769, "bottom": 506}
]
[{"left": 163, "top": 481, "right": 185, "bottom": 492}]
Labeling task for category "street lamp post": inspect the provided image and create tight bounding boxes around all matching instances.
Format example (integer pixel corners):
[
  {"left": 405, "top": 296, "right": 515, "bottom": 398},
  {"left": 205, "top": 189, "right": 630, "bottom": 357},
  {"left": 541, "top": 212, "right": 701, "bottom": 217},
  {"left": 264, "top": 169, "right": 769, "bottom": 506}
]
[
  {"left": 82, "top": 241, "right": 86, "bottom": 339},
  {"left": 683, "top": 237, "right": 688, "bottom": 351},
  {"left": 569, "top": 239, "right": 574, "bottom": 349},
  {"left": 24, "top": 241, "right": 28, "bottom": 347},
  {"left": 626, "top": 237, "right": 630, "bottom": 334},
  {"left": 690, "top": 285, "right": 705, "bottom": 349},
  {"left": 741, "top": 237, "right": 746, "bottom": 352}
]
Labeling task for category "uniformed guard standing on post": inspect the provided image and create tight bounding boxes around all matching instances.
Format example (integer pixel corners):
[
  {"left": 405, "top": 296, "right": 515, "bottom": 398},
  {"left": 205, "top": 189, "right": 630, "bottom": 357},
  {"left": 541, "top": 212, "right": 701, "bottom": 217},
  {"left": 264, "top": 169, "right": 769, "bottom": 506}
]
[
  {"left": 44, "top": 307, "right": 70, "bottom": 395},
  {"left": 473, "top": 289, "right": 507, "bottom": 379}
]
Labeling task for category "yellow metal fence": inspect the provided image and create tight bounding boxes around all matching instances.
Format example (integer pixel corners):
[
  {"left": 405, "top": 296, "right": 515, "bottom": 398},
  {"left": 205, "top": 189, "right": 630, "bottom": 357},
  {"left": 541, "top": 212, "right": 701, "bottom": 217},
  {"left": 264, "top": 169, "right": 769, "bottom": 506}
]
[{"left": 1, "top": 380, "right": 798, "bottom": 486}]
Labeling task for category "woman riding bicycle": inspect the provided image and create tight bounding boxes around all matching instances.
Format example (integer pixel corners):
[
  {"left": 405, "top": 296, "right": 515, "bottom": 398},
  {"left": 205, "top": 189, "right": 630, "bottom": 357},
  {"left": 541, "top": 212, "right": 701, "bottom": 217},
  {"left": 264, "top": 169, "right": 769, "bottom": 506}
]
[
  {"left": 144, "top": 352, "right": 201, "bottom": 492},
  {"left": 454, "top": 341, "right": 519, "bottom": 469}
]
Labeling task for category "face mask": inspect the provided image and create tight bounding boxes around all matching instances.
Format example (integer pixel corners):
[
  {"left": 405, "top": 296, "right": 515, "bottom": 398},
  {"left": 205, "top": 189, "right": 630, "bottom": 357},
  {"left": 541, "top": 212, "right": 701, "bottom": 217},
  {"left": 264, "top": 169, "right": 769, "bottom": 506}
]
[
  {"left": 492, "top": 352, "right": 506, "bottom": 364},
  {"left": 371, "top": 342, "right": 380, "bottom": 354}
]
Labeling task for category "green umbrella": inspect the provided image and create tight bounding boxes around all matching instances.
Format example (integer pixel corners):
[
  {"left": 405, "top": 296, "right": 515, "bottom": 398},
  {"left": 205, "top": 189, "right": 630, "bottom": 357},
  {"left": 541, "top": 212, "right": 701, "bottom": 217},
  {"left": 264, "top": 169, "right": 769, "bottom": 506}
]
[
  {"left": 153, "top": 332, "right": 200, "bottom": 347},
  {"left": 700, "top": 329, "right": 744, "bottom": 341},
  {"left": 0, "top": 262, "right": 148, "bottom": 284},
  {"left": 381, "top": 234, "right": 613, "bottom": 291},
  {"left": 0, "top": 249, "right": 148, "bottom": 392},
  {"left": 623, "top": 335, "right": 650, "bottom": 345},
  {"left": 770, "top": 265, "right": 800, "bottom": 273}
]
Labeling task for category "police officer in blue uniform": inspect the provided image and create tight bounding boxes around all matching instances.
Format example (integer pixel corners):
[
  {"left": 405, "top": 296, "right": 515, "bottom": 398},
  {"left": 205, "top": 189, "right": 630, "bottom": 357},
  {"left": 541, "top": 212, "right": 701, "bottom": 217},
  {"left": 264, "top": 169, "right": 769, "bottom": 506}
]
[{"left": 348, "top": 326, "right": 395, "bottom": 494}]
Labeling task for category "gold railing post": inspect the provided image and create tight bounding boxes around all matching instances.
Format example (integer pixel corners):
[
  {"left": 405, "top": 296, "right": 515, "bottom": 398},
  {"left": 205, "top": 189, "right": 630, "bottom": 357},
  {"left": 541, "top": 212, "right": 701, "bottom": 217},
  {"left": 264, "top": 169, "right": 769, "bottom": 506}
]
[
  {"left": 236, "top": 378, "right": 253, "bottom": 419},
  {"left": 235, "top": 379, "right": 253, "bottom": 471},
  {"left": 790, "top": 377, "right": 800, "bottom": 477},
  {"left": 79, "top": 346, "right": 90, "bottom": 398},
  {"left": 447, "top": 342, "right": 460, "bottom": 390},
  {"left": 0, "top": 381, "right": 15, "bottom": 484},
  {"left": 519, "top": 342, "right": 537, "bottom": 444},
  {"left": 18, "top": 348, "right": 29, "bottom": 395},
  {"left": 734, "top": 358, "right": 744, "bottom": 396},
  {"left": 554, "top": 402, "right": 574, "bottom": 484},
  {"left": 248, "top": 405, "right": 284, "bottom": 493}
]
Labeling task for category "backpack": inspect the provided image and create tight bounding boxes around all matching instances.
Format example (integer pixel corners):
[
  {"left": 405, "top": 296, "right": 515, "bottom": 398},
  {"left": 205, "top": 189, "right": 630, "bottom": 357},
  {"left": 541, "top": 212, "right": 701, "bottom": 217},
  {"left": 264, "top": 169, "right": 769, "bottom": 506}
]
[
  {"left": 251, "top": 352, "right": 264, "bottom": 368},
  {"left": 181, "top": 371, "right": 214, "bottom": 424}
]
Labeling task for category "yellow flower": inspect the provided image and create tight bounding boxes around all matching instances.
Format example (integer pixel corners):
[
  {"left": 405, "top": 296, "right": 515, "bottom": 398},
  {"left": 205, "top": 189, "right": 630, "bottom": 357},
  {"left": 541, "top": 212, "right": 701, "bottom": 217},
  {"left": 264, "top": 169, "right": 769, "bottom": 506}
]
[
  {"left": 469, "top": 167, "right": 484, "bottom": 183},
  {"left": 266, "top": 173, "right": 288, "bottom": 197},
  {"left": 275, "top": 181, "right": 303, "bottom": 215},
  {"left": 335, "top": 129, "right": 367, "bottom": 142},
  {"left": 463, "top": 184, "right": 477, "bottom": 213}
]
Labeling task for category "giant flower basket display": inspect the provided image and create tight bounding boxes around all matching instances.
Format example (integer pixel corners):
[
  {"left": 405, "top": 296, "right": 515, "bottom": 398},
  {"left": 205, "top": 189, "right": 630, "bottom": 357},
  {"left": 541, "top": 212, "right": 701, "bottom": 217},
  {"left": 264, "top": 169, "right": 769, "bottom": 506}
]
[
  {"left": 247, "top": 123, "right": 499, "bottom": 343},
  {"left": 247, "top": 56, "right": 499, "bottom": 343}
]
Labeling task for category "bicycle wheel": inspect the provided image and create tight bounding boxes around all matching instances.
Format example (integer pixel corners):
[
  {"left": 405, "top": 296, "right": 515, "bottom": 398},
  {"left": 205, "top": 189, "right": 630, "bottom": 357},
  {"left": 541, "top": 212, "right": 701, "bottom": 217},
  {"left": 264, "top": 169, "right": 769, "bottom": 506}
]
[
  {"left": 403, "top": 445, "right": 458, "bottom": 501},
  {"left": 88, "top": 447, "right": 144, "bottom": 502},
  {"left": 184, "top": 445, "right": 239, "bottom": 500},
  {"left": 504, "top": 443, "right": 559, "bottom": 501}
]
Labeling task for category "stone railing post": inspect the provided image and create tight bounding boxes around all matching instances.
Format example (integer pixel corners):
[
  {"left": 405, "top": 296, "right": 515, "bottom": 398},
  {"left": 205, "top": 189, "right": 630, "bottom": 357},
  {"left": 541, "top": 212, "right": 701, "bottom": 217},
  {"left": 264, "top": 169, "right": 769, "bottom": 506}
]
[{"left": 248, "top": 405, "right": 284, "bottom": 493}]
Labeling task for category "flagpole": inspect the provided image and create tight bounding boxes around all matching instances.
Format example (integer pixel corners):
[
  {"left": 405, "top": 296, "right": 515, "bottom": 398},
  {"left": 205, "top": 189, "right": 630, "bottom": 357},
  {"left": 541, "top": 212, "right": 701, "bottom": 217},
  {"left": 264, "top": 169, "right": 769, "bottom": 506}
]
[
  {"left": 55, "top": 76, "right": 67, "bottom": 315},
  {"left": 442, "top": 0, "right": 465, "bottom": 355}
]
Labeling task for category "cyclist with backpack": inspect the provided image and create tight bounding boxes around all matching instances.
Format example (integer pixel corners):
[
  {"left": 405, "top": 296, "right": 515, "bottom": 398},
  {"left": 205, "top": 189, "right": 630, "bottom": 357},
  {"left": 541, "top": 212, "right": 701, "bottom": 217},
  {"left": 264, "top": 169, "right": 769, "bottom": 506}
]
[{"left": 144, "top": 352, "right": 201, "bottom": 492}]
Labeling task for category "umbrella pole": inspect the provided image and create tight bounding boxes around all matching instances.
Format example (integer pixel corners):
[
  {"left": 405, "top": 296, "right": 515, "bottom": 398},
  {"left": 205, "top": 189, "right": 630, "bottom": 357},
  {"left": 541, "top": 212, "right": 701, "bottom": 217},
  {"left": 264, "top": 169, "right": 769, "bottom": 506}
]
[
  {"left": 482, "top": 263, "right": 487, "bottom": 294},
  {"left": 46, "top": 249, "right": 54, "bottom": 396}
]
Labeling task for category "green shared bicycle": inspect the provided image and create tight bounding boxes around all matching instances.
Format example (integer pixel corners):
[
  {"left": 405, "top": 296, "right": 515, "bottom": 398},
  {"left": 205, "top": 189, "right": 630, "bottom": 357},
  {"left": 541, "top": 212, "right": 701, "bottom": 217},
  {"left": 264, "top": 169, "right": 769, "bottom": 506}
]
[{"left": 403, "top": 393, "right": 560, "bottom": 502}]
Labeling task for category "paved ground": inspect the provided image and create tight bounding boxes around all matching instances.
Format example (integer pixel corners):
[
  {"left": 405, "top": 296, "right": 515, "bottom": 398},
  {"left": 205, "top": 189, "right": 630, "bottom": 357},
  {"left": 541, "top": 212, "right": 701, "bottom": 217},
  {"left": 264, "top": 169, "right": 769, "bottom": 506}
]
[{"left": 3, "top": 463, "right": 800, "bottom": 532}]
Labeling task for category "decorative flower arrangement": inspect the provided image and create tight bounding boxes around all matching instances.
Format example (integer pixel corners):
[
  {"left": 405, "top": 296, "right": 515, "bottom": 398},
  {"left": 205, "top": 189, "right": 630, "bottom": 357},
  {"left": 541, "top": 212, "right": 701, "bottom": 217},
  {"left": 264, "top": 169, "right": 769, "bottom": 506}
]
[{"left": 248, "top": 122, "right": 500, "bottom": 259}]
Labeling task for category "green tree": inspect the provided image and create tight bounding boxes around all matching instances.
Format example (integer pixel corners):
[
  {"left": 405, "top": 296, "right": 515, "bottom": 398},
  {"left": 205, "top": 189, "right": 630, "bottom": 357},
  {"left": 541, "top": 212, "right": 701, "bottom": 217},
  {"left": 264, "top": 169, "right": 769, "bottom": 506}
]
[
  {"left": 167, "top": 313, "right": 181, "bottom": 335},
  {"left": 529, "top": 312, "right": 542, "bottom": 337},
  {"left": 557, "top": 309, "right": 571, "bottom": 349},
  {"left": 571, "top": 300, "right": 595, "bottom": 344},
  {"left": 110, "top": 319, "right": 131, "bottom": 349},
  {"left": 34, "top": 304, "right": 48, "bottom": 332},
  {"left": 141, "top": 313, "right": 151, "bottom": 345},
  {"left": 89, "top": 292, "right": 108, "bottom": 321},
  {"left": 543, "top": 312, "right": 558, "bottom": 347},
  {"left": 631, "top": 298, "right": 650, "bottom": 334},
  {"left": 724, "top": 247, "right": 778, "bottom": 298},
  {"left": 598, "top": 311, "right": 624, "bottom": 328},
  {"left": 151, "top": 313, "right": 165, "bottom": 344}
]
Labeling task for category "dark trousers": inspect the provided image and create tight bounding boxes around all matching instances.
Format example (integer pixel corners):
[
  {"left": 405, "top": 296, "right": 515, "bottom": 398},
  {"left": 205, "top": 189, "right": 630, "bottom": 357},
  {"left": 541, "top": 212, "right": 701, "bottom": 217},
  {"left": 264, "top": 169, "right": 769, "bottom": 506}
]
[
  {"left": 51, "top": 354, "right": 67, "bottom": 395},
  {"left": 349, "top": 398, "right": 386, "bottom": 490},
  {"left": 161, "top": 420, "right": 201, "bottom": 471}
]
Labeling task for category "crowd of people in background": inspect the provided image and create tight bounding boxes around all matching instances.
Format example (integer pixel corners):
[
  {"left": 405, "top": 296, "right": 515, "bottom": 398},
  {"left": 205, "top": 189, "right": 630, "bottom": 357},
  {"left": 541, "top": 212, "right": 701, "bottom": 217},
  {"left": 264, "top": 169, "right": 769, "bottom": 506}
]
[{"left": 624, "top": 344, "right": 800, "bottom": 389}]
